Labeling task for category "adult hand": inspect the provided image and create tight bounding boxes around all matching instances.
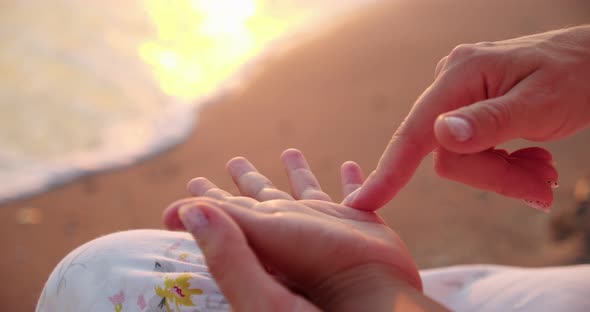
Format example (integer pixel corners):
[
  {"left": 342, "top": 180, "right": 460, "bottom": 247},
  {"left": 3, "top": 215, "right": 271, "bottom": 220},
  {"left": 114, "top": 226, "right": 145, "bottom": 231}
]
[
  {"left": 163, "top": 149, "right": 446, "bottom": 311},
  {"left": 345, "top": 25, "right": 590, "bottom": 212}
]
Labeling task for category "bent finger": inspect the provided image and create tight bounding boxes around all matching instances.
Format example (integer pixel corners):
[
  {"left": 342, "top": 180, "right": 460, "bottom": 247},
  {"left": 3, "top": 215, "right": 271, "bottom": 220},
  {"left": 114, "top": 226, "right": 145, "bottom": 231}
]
[
  {"left": 433, "top": 148, "right": 554, "bottom": 211},
  {"left": 346, "top": 62, "right": 490, "bottom": 210}
]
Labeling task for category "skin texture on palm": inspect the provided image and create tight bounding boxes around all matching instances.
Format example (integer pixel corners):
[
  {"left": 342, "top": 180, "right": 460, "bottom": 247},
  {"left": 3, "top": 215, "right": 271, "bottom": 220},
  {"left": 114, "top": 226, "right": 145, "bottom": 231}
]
[
  {"left": 162, "top": 149, "right": 447, "bottom": 311},
  {"left": 345, "top": 25, "right": 590, "bottom": 212}
]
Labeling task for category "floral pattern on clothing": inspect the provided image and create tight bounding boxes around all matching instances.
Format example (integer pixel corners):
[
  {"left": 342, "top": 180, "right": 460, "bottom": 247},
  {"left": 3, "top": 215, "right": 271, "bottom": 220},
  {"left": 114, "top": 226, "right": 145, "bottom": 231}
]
[
  {"left": 108, "top": 290, "right": 125, "bottom": 312},
  {"left": 154, "top": 274, "right": 204, "bottom": 312}
]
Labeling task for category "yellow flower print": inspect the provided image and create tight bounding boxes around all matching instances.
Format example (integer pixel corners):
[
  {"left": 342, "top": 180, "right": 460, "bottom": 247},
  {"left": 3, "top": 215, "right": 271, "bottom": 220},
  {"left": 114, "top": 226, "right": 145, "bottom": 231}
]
[
  {"left": 178, "top": 253, "right": 189, "bottom": 262},
  {"left": 155, "top": 274, "right": 203, "bottom": 312}
]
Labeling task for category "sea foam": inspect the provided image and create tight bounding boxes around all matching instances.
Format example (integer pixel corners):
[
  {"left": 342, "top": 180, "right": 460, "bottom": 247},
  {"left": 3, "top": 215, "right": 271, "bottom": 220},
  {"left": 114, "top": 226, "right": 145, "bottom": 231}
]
[{"left": 0, "top": 0, "right": 376, "bottom": 204}]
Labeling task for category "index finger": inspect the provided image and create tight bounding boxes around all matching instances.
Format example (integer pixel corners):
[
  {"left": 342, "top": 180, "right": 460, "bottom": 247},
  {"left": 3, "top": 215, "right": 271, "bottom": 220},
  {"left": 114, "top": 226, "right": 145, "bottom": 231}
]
[{"left": 346, "top": 65, "right": 484, "bottom": 211}]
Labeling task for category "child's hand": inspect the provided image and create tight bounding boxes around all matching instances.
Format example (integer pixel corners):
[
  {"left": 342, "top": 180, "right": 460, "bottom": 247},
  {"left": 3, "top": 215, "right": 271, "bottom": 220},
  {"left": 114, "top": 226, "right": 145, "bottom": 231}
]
[{"left": 163, "top": 149, "right": 445, "bottom": 311}]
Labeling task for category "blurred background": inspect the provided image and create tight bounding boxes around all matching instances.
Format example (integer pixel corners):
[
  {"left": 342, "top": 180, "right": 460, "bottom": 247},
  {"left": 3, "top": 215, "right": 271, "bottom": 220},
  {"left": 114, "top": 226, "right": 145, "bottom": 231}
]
[{"left": 1, "top": 0, "right": 590, "bottom": 310}]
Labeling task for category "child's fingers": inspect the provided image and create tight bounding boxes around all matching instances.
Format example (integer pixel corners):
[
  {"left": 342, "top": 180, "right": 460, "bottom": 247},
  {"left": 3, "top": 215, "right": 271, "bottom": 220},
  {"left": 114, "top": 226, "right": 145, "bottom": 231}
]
[
  {"left": 281, "top": 149, "right": 332, "bottom": 201},
  {"left": 167, "top": 198, "right": 308, "bottom": 278},
  {"left": 178, "top": 203, "right": 316, "bottom": 311},
  {"left": 226, "top": 157, "right": 294, "bottom": 201},
  {"left": 187, "top": 177, "right": 231, "bottom": 199},
  {"left": 340, "top": 161, "right": 365, "bottom": 197},
  {"left": 187, "top": 177, "right": 259, "bottom": 207},
  {"left": 163, "top": 196, "right": 260, "bottom": 230}
]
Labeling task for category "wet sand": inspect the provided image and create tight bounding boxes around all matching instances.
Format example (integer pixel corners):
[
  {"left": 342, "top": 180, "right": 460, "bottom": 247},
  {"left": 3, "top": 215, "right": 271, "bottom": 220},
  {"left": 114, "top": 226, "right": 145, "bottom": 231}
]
[{"left": 2, "top": 0, "right": 590, "bottom": 310}]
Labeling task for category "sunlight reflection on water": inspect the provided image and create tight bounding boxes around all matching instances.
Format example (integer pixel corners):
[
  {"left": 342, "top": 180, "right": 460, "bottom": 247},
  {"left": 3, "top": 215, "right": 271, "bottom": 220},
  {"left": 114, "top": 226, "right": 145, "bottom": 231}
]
[{"left": 0, "top": 0, "right": 372, "bottom": 204}]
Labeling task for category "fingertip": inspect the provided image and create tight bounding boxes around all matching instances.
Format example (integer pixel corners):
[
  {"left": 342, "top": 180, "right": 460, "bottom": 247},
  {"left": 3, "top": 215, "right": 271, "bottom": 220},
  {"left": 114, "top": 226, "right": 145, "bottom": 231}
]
[
  {"left": 340, "top": 161, "right": 365, "bottom": 198},
  {"left": 340, "top": 161, "right": 363, "bottom": 179},
  {"left": 178, "top": 204, "right": 211, "bottom": 233},
  {"left": 163, "top": 211, "right": 185, "bottom": 231},
  {"left": 226, "top": 156, "right": 254, "bottom": 176},
  {"left": 343, "top": 189, "right": 381, "bottom": 212},
  {"left": 163, "top": 197, "right": 227, "bottom": 231},
  {"left": 162, "top": 198, "right": 195, "bottom": 230},
  {"left": 280, "top": 148, "right": 303, "bottom": 161},
  {"left": 340, "top": 160, "right": 361, "bottom": 172},
  {"left": 186, "top": 177, "right": 212, "bottom": 196},
  {"left": 186, "top": 179, "right": 194, "bottom": 195},
  {"left": 280, "top": 148, "right": 308, "bottom": 170},
  {"left": 342, "top": 187, "right": 361, "bottom": 206},
  {"left": 226, "top": 156, "right": 247, "bottom": 169}
]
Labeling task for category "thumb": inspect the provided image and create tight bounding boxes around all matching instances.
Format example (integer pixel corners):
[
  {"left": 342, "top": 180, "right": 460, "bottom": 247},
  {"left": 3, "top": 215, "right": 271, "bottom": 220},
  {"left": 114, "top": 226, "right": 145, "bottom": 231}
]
[
  {"left": 178, "top": 203, "right": 318, "bottom": 312},
  {"left": 434, "top": 93, "right": 524, "bottom": 153}
]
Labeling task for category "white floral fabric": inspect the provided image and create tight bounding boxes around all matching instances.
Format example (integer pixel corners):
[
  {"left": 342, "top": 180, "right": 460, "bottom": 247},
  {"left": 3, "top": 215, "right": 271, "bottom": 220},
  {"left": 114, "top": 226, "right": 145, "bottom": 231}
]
[{"left": 37, "top": 230, "right": 590, "bottom": 311}]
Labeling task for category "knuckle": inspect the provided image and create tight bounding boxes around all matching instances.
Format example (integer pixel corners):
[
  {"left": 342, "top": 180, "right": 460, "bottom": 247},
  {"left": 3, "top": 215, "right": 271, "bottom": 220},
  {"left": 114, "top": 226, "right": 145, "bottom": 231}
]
[
  {"left": 254, "top": 186, "right": 273, "bottom": 198},
  {"left": 434, "top": 56, "right": 449, "bottom": 77},
  {"left": 242, "top": 171, "right": 263, "bottom": 180},
  {"left": 448, "top": 43, "right": 478, "bottom": 62},
  {"left": 204, "top": 189, "right": 224, "bottom": 198},
  {"left": 272, "top": 199, "right": 293, "bottom": 207},
  {"left": 475, "top": 41, "right": 495, "bottom": 48},
  {"left": 292, "top": 168, "right": 317, "bottom": 183},
  {"left": 480, "top": 100, "right": 513, "bottom": 133},
  {"left": 257, "top": 200, "right": 289, "bottom": 213},
  {"left": 302, "top": 188, "right": 330, "bottom": 200}
]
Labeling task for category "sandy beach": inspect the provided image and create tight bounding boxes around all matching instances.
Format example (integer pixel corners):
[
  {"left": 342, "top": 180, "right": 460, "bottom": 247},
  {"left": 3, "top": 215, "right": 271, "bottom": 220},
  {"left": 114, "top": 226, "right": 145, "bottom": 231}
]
[{"left": 2, "top": 0, "right": 590, "bottom": 310}]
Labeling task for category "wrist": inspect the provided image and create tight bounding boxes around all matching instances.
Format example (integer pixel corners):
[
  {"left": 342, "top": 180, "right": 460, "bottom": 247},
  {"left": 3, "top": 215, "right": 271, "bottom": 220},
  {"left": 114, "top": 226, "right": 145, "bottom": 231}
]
[{"left": 305, "top": 263, "right": 447, "bottom": 312}]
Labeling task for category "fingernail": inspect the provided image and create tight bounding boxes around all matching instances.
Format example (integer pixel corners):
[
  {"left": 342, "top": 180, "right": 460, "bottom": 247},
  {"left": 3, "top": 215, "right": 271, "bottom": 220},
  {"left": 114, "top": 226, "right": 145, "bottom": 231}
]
[
  {"left": 522, "top": 199, "right": 551, "bottom": 212},
  {"left": 342, "top": 188, "right": 361, "bottom": 206},
  {"left": 443, "top": 116, "right": 472, "bottom": 142},
  {"left": 546, "top": 180, "right": 559, "bottom": 189},
  {"left": 179, "top": 205, "right": 209, "bottom": 230}
]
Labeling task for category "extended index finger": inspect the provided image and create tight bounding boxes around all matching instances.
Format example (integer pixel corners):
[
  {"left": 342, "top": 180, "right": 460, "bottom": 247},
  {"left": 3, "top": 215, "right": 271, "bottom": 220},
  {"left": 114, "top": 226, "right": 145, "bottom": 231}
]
[{"left": 346, "top": 64, "right": 485, "bottom": 211}]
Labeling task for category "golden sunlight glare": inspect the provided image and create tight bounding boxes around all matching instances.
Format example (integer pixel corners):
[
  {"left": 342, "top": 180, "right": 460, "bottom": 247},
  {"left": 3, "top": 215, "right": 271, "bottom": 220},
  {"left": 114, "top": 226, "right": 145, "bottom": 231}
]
[{"left": 139, "top": 0, "right": 294, "bottom": 100}]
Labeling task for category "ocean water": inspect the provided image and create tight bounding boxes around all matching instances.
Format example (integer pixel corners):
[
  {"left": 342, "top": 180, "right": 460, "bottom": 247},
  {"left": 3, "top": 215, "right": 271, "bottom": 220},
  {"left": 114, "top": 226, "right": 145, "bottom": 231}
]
[{"left": 0, "top": 0, "right": 374, "bottom": 204}]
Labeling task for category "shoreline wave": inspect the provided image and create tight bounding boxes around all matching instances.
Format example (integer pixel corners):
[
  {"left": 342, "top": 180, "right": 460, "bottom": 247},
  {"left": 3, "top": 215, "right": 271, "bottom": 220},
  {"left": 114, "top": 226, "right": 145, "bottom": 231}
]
[{"left": 0, "top": 0, "right": 377, "bottom": 206}]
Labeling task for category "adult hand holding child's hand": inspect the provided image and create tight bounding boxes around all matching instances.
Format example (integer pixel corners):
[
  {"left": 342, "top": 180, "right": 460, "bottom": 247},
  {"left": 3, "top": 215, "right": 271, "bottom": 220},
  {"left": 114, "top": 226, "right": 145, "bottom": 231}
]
[
  {"left": 345, "top": 25, "right": 590, "bottom": 212},
  {"left": 163, "top": 149, "right": 446, "bottom": 311}
]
